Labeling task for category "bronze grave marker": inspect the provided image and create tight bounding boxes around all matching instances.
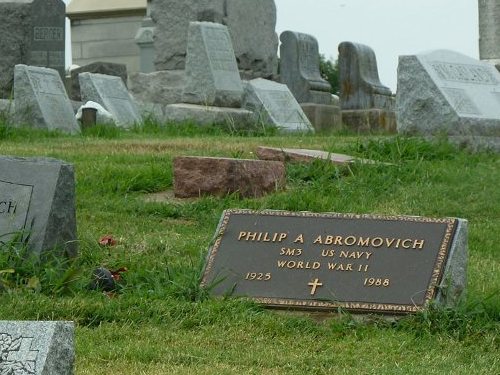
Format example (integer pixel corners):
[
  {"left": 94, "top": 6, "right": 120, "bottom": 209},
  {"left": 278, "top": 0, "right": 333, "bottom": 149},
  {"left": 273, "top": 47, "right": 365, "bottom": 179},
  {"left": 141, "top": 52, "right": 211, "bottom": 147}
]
[{"left": 201, "top": 210, "right": 466, "bottom": 314}]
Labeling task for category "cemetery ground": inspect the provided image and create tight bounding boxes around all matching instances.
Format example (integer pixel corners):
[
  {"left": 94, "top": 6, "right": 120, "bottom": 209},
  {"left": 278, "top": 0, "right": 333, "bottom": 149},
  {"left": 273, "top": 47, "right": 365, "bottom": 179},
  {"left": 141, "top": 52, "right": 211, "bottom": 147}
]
[{"left": 0, "top": 122, "right": 498, "bottom": 374}]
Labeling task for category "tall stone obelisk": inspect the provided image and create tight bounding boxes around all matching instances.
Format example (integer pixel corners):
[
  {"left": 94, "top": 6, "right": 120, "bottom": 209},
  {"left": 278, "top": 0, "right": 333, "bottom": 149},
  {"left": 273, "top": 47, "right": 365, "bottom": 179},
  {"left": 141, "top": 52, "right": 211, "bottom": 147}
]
[{"left": 478, "top": 0, "right": 500, "bottom": 63}]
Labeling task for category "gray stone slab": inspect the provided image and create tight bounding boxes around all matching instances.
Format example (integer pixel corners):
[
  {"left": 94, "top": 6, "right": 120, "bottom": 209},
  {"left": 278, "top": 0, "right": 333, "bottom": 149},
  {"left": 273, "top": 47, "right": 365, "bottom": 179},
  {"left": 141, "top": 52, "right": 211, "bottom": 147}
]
[
  {"left": 129, "top": 70, "right": 185, "bottom": 106},
  {"left": 396, "top": 49, "right": 500, "bottom": 139},
  {"left": 279, "top": 31, "right": 331, "bottom": 104},
  {"left": 338, "top": 41, "right": 394, "bottom": 110},
  {"left": 163, "top": 103, "right": 254, "bottom": 126},
  {"left": 300, "top": 103, "right": 341, "bottom": 132},
  {"left": 79, "top": 72, "right": 142, "bottom": 128},
  {"left": 69, "top": 62, "right": 128, "bottom": 101},
  {"left": 0, "top": 156, "right": 77, "bottom": 257},
  {"left": 0, "top": 0, "right": 66, "bottom": 98},
  {"left": 223, "top": 0, "right": 279, "bottom": 79},
  {"left": 183, "top": 22, "right": 243, "bottom": 107},
  {"left": 0, "top": 321, "right": 74, "bottom": 375},
  {"left": 13, "top": 64, "right": 80, "bottom": 134},
  {"left": 242, "top": 78, "right": 313, "bottom": 132},
  {"left": 150, "top": 0, "right": 278, "bottom": 79}
]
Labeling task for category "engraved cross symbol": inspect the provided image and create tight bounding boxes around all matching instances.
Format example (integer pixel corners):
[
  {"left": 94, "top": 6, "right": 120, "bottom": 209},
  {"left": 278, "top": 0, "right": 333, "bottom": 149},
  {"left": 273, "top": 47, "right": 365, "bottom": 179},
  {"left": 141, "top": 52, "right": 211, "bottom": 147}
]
[
  {"left": 308, "top": 278, "right": 323, "bottom": 296},
  {"left": 6, "top": 337, "right": 38, "bottom": 362}
]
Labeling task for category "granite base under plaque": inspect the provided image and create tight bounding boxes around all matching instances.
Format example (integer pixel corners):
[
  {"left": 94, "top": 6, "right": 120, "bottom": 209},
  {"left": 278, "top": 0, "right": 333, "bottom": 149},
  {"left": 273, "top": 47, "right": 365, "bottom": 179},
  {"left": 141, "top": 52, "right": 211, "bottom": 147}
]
[{"left": 201, "top": 210, "right": 467, "bottom": 314}]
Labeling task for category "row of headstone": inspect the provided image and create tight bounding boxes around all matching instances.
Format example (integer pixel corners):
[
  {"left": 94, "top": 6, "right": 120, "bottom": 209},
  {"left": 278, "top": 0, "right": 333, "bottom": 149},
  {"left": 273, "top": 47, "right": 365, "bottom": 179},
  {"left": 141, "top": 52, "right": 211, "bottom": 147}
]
[
  {"left": 0, "top": 0, "right": 65, "bottom": 98},
  {"left": 163, "top": 21, "right": 313, "bottom": 133}
]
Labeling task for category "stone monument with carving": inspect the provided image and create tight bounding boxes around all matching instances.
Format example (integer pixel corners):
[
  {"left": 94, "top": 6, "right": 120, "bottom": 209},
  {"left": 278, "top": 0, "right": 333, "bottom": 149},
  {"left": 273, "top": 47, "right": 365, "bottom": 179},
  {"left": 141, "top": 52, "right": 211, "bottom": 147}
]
[
  {"left": 396, "top": 49, "right": 500, "bottom": 151},
  {"left": 338, "top": 41, "right": 396, "bottom": 133},
  {"left": 280, "top": 31, "right": 341, "bottom": 131}
]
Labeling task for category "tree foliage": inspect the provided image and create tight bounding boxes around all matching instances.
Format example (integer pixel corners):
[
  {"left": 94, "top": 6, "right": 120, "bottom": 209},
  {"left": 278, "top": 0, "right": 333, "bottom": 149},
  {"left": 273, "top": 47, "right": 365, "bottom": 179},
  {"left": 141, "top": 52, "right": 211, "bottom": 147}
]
[{"left": 319, "top": 54, "right": 339, "bottom": 95}]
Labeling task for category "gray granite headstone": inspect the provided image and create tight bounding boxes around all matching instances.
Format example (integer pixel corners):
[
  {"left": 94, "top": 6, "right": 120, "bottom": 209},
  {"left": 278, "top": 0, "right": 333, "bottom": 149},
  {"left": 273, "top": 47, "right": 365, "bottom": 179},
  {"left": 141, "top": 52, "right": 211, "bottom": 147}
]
[
  {"left": 0, "top": 0, "right": 66, "bottom": 98},
  {"left": 79, "top": 72, "right": 142, "bottom": 128},
  {"left": 68, "top": 62, "right": 128, "bottom": 101},
  {"left": 150, "top": 0, "right": 278, "bottom": 79},
  {"left": 0, "top": 321, "right": 74, "bottom": 375},
  {"left": 243, "top": 78, "right": 313, "bottom": 132},
  {"left": 279, "top": 31, "right": 331, "bottom": 104},
  {"left": 396, "top": 49, "right": 500, "bottom": 143},
  {"left": 14, "top": 64, "right": 80, "bottom": 134},
  {"left": 0, "top": 156, "right": 77, "bottom": 257},
  {"left": 183, "top": 22, "right": 243, "bottom": 108},
  {"left": 28, "top": 0, "right": 66, "bottom": 78},
  {"left": 338, "top": 41, "right": 393, "bottom": 110}
]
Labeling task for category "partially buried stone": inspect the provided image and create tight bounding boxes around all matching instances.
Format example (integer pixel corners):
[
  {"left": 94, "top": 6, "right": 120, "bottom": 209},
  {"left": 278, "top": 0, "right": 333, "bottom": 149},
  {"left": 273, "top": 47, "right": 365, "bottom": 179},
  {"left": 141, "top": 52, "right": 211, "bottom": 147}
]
[
  {"left": 0, "top": 320, "right": 74, "bottom": 375},
  {"left": 174, "top": 156, "right": 286, "bottom": 198}
]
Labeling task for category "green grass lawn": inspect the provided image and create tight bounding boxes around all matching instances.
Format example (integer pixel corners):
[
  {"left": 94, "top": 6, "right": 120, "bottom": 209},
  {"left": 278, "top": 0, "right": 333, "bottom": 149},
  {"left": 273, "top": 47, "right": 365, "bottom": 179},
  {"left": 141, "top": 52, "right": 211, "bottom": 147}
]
[{"left": 0, "top": 124, "right": 498, "bottom": 374}]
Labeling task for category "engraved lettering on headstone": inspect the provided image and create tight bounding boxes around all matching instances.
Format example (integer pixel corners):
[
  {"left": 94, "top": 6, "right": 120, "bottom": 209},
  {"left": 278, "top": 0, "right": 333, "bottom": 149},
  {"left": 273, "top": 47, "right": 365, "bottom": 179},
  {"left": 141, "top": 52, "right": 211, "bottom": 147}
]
[
  {"left": 0, "top": 180, "right": 33, "bottom": 244},
  {"left": 431, "top": 62, "right": 498, "bottom": 85},
  {"left": 442, "top": 88, "right": 481, "bottom": 115},
  {"left": 298, "top": 34, "right": 318, "bottom": 78},
  {"left": 33, "top": 26, "right": 64, "bottom": 41},
  {"left": 29, "top": 71, "right": 64, "bottom": 95},
  {"left": 204, "top": 27, "right": 237, "bottom": 73},
  {"left": 260, "top": 90, "right": 306, "bottom": 123},
  {"left": 0, "top": 333, "right": 38, "bottom": 374}
]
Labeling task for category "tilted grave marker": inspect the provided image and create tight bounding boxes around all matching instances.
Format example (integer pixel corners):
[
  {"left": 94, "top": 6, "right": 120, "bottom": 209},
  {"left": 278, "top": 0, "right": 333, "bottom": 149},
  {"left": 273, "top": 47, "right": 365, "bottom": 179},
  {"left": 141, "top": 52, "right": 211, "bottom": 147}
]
[
  {"left": 14, "top": 65, "right": 80, "bottom": 134},
  {"left": 201, "top": 210, "right": 467, "bottom": 314},
  {"left": 79, "top": 72, "right": 142, "bottom": 128},
  {"left": 0, "top": 321, "right": 74, "bottom": 375},
  {"left": 182, "top": 21, "right": 244, "bottom": 108},
  {"left": 397, "top": 49, "right": 500, "bottom": 148},
  {"left": 0, "top": 156, "right": 77, "bottom": 257},
  {"left": 243, "top": 78, "right": 313, "bottom": 133}
]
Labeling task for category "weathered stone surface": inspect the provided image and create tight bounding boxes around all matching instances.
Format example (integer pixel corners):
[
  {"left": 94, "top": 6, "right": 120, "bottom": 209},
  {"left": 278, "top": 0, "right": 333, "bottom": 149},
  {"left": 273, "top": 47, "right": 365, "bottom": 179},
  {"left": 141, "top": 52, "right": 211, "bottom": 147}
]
[
  {"left": 174, "top": 156, "right": 285, "bottom": 198},
  {"left": 242, "top": 78, "right": 313, "bottom": 133},
  {"left": 338, "top": 41, "right": 394, "bottom": 110},
  {"left": 79, "top": 72, "right": 142, "bottom": 128},
  {"left": 300, "top": 103, "right": 341, "bottom": 132},
  {"left": 0, "top": 321, "right": 74, "bottom": 375},
  {"left": 279, "top": 31, "right": 331, "bottom": 104},
  {"left": 479, "top": 0, "right": 500, "bottom": 62},
  {"left": 150, "top": 0, "right": 278, "bottom": 79},
  {"left": 396, "top": 50, "right": 500, "bottom": 142},
  {"left": 135, "top": 14, "right": 155, "bottom": 73},
  {"left": 14, "top": 64, "right": 80, "bottom": 134},
  {"left": 183, "top": 22, "right": 243, "bottom": 107},
  {"left": 129, "top": 70, "right": 185, "bottom": 105},
  {"left": 256, "top": 146, "right": 372, "bottom": 165},
  {"left": 69, "top": 62, "right": 128, "bottom": 101},
  {"left": 0, "top": 1, "right": 31, "bottom": 98},
  {"left": 223, "top": 0, "right": 279, "bottom": 79},
  {"left": 0, "top": 156, "right": 77, "bottom": 257},
  {"left": 0, "top": 0, "right": 66, "bottom": 98},
  {"left": 342, "top": 109, "right": 397, "bottom": 133},
  {"left": 163, "top": 103, "right": 254, "bottom": 126}
]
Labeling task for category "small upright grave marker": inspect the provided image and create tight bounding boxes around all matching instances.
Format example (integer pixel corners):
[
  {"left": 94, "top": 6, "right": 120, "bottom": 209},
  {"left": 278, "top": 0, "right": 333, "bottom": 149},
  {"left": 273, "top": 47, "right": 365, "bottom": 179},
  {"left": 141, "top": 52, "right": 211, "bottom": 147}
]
[
  {"left": 79, "top": 72, "right": 141, "bottom": 128},
  {"left": 0, "top": 156, "right": 77, "bottom": 257},
  {"left": 14, "top": 65, "right": 80, "bottom": 134},
  {"left": 0, "top": 321, "right": 74, "bottom": 375},
  {"left": 201, "top": 210, "right": 467, "bottom": 313}
]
